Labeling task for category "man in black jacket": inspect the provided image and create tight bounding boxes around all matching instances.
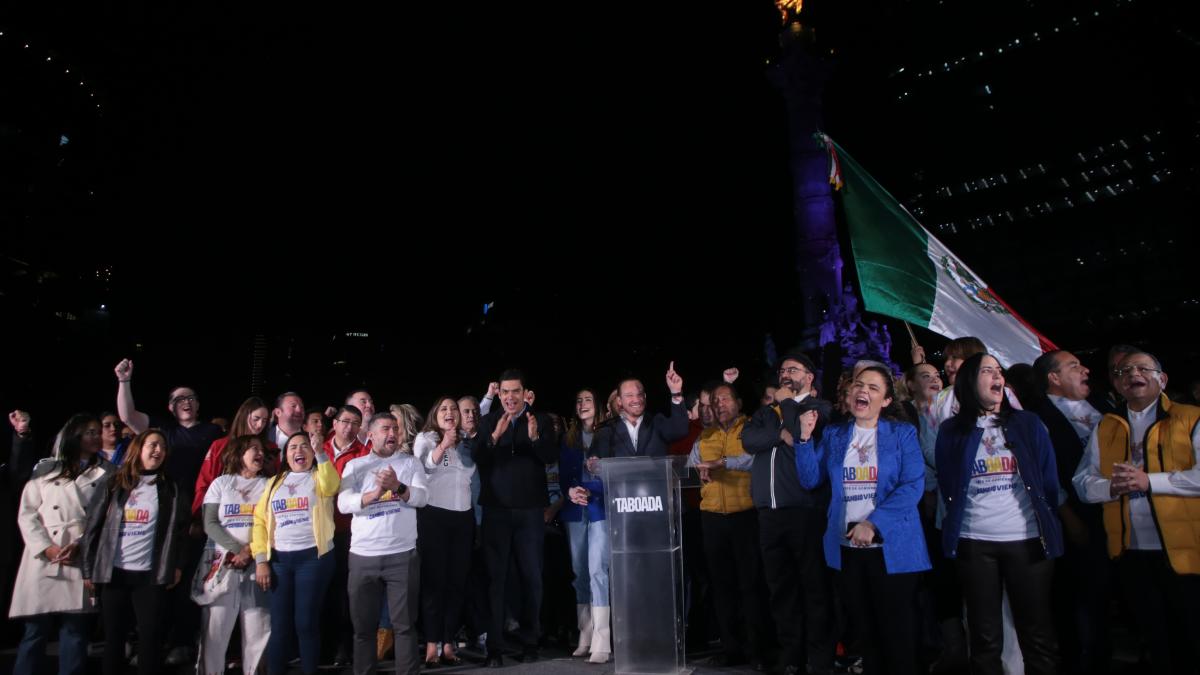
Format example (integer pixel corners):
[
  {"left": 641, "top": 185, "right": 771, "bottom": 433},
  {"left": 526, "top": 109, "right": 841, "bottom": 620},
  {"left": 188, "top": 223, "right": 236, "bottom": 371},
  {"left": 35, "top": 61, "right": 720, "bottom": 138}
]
[
  {"left": 740, "top": 353, "right": 835, "bottom": 675},
  {"left": 1031, "top": 350, "right": 1113, "bottom": 675},
  {"left": 591, "top": 362, "right": 688, "bottom": 458},
  {"left": 468, "top": 369, "right": 559, "bottom": 667}
]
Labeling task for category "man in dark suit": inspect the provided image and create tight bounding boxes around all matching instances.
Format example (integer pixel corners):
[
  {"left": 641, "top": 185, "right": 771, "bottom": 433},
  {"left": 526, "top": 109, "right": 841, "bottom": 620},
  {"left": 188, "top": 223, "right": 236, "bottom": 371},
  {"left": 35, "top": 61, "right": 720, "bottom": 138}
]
[
  {"left": 741, "top": 353, "right": 836, "bottom": 675},
  {"left": 468, "top": 369, "right": 559, "bottom": 667},
  {"left": 592, "top": 362, "right": 689, "bottom": 458},
  {"left": 1031, "top": 349, "right": 1113, "bottom": 675}
]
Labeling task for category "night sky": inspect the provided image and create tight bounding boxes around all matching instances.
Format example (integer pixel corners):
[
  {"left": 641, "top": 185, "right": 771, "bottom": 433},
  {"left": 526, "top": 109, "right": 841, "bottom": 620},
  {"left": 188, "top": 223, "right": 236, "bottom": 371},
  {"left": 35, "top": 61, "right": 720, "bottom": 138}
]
[{"left": 3, "top": 1, "right": 1198, "bottom": 426}]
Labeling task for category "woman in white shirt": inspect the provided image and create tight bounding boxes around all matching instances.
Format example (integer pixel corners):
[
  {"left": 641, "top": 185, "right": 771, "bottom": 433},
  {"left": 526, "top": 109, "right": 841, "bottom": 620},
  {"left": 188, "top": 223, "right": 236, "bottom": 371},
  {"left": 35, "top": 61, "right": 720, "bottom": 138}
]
[
  {"left": 251, "top": 431, "right": 339, "bottom": 675},
  {"left": 412, "top": 397, "right": 476, "bottom": 666},
  {"left": 81, "top": 429, "right": 186, "bottom": 675},
  {"left": 197, "top": 435, "right": 271, "bottom": 675}
]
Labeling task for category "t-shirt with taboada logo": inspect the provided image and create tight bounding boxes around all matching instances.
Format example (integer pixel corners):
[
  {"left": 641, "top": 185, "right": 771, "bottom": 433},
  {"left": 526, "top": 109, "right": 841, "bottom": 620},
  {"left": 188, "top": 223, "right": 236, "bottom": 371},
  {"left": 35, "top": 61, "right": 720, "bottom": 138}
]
[
  {"left": 204, "top": 474, "right": 266, "bottom": 554},
  {"left": 271, "top": 472, "right": 316, "bottom": 552},
  {"left": 959, "top": 416, "right": 1039, "bottom": 542},
  {"left": 841, "top": 425, "right": 881, "bottom": 549},
  {"left": 114, "top": 475, "right": 160, "bottom": 571}
]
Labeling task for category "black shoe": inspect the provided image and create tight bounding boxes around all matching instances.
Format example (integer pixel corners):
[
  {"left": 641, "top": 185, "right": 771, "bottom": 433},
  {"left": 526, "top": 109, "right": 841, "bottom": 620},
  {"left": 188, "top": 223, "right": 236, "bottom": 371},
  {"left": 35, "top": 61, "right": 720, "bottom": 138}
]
[
  {"left": 520, "top": 646, "right": 539, "bottom": 663},
  {"left": 484, "top": 654, "right": 503, "bottom": 668}
]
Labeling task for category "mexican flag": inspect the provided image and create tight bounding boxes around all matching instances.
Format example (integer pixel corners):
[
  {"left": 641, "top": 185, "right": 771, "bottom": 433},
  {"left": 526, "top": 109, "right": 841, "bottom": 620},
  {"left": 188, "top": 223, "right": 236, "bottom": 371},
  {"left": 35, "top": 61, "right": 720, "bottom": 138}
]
[{"left": 823, "top": 135, "right": 1057, "bottom": 366}]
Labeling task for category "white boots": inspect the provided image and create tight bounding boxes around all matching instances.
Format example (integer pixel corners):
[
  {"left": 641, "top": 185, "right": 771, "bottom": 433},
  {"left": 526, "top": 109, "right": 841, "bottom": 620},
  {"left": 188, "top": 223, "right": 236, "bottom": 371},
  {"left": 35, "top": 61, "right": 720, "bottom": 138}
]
[
  {"left": 573, "top": 603, "right": 593, "bottom": 656},
  {"left": 587, "top": 606, "right": 611, "bottom": 664}
]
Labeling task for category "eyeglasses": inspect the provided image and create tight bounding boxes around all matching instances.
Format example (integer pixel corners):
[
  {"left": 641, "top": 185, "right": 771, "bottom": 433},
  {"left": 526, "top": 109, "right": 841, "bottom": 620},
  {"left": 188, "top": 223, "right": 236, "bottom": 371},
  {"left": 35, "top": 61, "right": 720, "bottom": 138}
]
[
  {"left": 333, "top": 418, "right": 361, "bottom": 427},
  {"left": 1113, "top": 365, "right": 1161, "bottom": 378},
  {"left": 778, "top": 366, "right": 810, "bottom": 376},
  {"left": 171, "top": 395, "right": 198, "bottom": 405}
]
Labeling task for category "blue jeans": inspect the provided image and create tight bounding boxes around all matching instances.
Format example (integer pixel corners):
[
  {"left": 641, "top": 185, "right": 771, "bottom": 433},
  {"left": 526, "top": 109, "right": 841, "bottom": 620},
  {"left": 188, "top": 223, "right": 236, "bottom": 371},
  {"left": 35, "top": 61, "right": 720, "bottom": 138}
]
[
  {"left": 566, "top": 516, "right": 610, "bottom": 607},
  {"left": 13, "top": 613, "right": 92, "bottom": 675},
  {"left": 267, "top": 547, "right": 334, "bottom": 675}
]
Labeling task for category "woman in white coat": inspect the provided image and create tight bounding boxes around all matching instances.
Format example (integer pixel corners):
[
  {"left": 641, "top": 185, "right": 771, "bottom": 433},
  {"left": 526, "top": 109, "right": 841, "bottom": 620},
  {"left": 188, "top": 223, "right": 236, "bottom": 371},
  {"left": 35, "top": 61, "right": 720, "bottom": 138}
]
[{"left": 10, "top": 414, "right": 111, "bottom": 675}]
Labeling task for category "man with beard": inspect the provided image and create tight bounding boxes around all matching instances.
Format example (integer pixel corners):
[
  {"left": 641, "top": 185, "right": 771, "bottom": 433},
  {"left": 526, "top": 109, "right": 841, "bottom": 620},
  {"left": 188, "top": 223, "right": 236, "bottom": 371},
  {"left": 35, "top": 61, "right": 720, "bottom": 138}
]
[
  {"left": 339, "top": 412, "right": 429, "bottom": 675},
  {"left": 740, "top": 353, "right": 835, "bottom": 675},
  {"left": 1074, "top": 350, "right": 1200, "bottom": 675}
]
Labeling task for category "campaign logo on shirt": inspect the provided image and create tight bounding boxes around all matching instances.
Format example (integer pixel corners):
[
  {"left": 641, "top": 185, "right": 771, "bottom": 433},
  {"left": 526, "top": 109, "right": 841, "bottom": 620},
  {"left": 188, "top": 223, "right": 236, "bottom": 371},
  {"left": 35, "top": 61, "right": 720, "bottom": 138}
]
[
  {"left": 271, "top": 497, "right": 310, "bottom": 514},
  {"left": 968, "top": 431, "right": 1020, "bottom": 498},
  {"left": 222, "top": 502, "right": 256, "bottom": 529},
  {"left": 843, "top": 436, "right": 878, "bottom": 506},
  {"left": 1069, "top": 413, "right": 1099, "bottom": 429},
  {"left": 123, "top": 507, "right": 151, "bottom": 524},
  {"left": 223, "top": 503, "right": 255, "bottom": 517},
  {"left": 842, "top": 465, "right": 878, "bottom": 483}
]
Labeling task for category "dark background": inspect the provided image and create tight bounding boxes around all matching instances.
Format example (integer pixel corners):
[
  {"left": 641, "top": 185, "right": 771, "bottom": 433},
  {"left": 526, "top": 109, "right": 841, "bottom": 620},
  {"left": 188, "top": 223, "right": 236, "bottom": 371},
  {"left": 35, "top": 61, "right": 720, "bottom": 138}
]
[{"left": 2, "top": 0, "right": 1198, "bottom": 428}]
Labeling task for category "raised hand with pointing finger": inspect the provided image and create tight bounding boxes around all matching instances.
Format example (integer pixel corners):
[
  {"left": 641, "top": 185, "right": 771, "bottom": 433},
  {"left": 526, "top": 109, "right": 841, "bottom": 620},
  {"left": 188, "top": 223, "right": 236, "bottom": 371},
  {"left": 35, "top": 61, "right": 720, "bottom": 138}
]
[{"left": 666, "top": 361, "right": 684, "bottom": 395}]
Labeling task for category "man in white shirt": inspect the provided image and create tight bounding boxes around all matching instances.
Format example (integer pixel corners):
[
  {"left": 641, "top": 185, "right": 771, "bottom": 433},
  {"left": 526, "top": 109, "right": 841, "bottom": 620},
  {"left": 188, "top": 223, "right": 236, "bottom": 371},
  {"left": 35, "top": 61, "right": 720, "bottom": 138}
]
[
  {"left": 1073, "top": 350, "right": 1200, "bottom": 675},
  {"left": 339, "top": 413, "right": 429, "bottom": 675}
]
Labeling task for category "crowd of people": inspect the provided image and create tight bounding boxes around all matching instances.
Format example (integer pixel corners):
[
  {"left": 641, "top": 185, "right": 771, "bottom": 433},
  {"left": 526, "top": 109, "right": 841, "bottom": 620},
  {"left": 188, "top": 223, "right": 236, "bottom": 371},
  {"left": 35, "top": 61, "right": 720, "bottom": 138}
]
[{"left": 2, "top": 339, "right": 1198, "bottom": 675}]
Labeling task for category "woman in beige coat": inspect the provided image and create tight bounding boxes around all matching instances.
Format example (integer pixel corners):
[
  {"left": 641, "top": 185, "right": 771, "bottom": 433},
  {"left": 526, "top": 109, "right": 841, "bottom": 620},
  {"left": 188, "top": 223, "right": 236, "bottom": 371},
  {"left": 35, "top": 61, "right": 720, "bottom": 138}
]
[{"left": 10, "top": 413, "right": 111, "bottom": 675}]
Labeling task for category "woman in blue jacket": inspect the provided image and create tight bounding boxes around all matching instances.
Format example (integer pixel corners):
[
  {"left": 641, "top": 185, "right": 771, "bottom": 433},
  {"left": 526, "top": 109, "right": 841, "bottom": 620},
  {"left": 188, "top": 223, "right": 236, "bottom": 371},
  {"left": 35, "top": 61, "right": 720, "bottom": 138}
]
[
  {"left": 561, "top": 389, "right": 611, "bottom": 663},
  {"left": 934, "top": 352, "right": 1062, "bottom": 675},
  {"left": 795, "top": 365, "right": 929, "bottom": 675}
]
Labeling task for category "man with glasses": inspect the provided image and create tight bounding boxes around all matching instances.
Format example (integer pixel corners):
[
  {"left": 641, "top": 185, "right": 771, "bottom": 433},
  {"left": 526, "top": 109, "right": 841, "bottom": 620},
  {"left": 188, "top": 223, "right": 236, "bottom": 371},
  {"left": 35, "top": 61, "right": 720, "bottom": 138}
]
[
  {"left": 323, "top": 404, "right": 369, "bottom": 666},
  {"left": 113, "top": 358, "right": 223, "bottom": 665},
  {"left": 1073, "top": 350, "right": 1200, "bottom": 674},
  {"left": 741, "top": 353, "right": 835, "bottom": 675}
]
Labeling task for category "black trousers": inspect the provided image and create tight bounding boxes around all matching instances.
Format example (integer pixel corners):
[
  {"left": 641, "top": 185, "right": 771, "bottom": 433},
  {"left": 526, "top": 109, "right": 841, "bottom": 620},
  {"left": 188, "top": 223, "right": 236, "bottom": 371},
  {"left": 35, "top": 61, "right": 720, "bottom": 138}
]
[
  {"left": 1117, "top": 549, "right": 1200, "bottom": 675},
  {"left": 322, "top": 530, "right": 354, "bottom": 660},
  {"left": 101, "top": 568, "right": 167, "bottom": 675},
  {"left": 482, "top": 506, "right": 544, "bottom": 650},
  {"left": 759, "top": 507, "right": 834, "bottom": 672},
  {"left": 417, "top": 505, "right": 475, "bottom": 644},
  {"left": 1052, "top": 516, "right": 1112, "bottom": 674},
  {"left": 701, "top": 509, "right": 771, "bottom": 661},
  {"left": 956, "top": 538, "right": 1058, "bottom": 675},
  {"left": 163, "top": 530, "right": 203, "bottom": 653},
  {"left": 838, "top": 547, "right": 919, "bottom": 675}
]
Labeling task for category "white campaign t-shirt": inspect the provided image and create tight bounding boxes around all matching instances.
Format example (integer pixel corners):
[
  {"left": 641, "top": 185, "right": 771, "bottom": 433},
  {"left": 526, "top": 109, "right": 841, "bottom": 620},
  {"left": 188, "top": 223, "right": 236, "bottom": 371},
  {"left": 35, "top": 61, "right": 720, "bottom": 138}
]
[
  {"left": 842, "top": 425, "right": 881, "bottom": 549},
  {"left": 271, "top": 472, "right": 317, "bottom": 552},
  {"left": 204, "top": 475, "right": 267, "bottom": 553},
  {"left": 341, "top": 452, "right": 425, "bottom": 557},
  {"left": 1048, "top": 394, "right": 1103, "bottom": 444},
  {"left": 114, "top": 475, "right": 160, "bottom": 571},
  {"left": 960, "top": 416, "right": 1039, "bottom": 542}
]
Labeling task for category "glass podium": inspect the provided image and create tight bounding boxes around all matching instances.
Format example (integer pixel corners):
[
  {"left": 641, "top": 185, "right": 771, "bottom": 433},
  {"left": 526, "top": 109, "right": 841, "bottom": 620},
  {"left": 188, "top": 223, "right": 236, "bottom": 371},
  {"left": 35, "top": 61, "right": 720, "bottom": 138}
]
[{"left": 600, "top": 456, "right": 689, "bottom": 674}]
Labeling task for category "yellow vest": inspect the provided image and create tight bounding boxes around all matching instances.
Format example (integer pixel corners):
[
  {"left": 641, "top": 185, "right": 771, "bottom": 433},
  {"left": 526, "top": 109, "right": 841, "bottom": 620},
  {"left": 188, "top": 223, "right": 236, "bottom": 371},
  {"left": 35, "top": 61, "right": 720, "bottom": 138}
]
[
  {"left": 698, "top": 415, "right": 754, "bottom": 514},
  {"left": 1096, "top": 395, "right": 1200, "bottom": 574}
]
